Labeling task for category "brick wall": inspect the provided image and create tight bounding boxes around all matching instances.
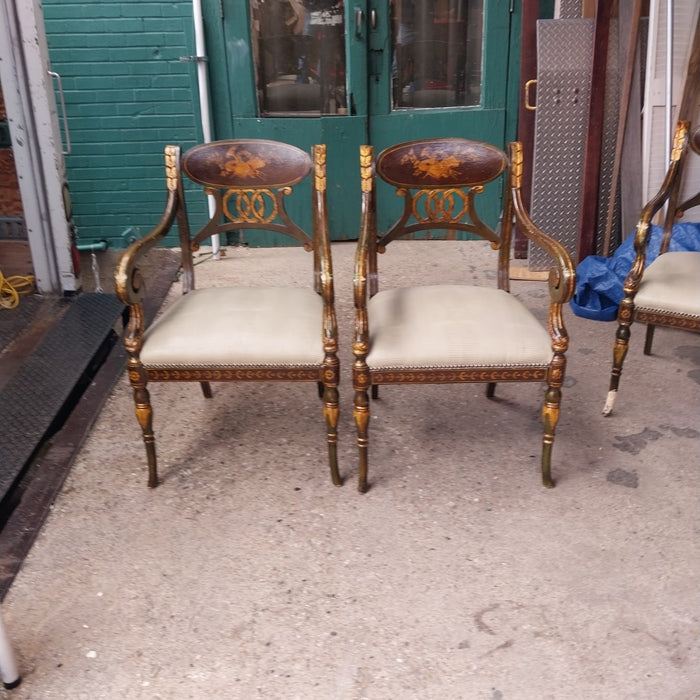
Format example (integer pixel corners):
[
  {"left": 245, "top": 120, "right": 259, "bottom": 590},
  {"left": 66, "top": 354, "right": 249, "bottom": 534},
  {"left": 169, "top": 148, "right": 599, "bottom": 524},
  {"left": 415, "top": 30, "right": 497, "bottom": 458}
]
[
  {"left": 0, "top": 85, "right": 24, "bottom": 219},
  {"left": 42, "top": 0, "right": 206, "bottom": 249}
]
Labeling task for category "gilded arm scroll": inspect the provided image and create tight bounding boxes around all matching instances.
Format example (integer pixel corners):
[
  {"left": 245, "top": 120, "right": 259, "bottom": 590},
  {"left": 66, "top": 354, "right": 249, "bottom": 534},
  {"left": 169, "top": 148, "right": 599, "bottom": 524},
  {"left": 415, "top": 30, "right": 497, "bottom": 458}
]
[
  {"left": 625, "top": 121, "right": 689, "bottom": 293},
  {"left": 506, "top": 142, "right": 575, "bottom": 307},
  {"left": 311, "top": 145, "right": 338, "bottom": 361},
  {"left": 114, "top": 145, "right": 183, "bottom": 307},
  {"left": 353, "top": 145, "right": 374, "bottom": 360}
]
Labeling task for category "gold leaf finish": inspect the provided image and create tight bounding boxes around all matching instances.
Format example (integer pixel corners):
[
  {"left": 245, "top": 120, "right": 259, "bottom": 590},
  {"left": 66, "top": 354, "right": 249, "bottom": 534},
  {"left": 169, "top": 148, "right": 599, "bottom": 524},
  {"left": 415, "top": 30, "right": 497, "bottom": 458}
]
[{"left": 223, "top": 189, "right": 278, "bottom": 224}]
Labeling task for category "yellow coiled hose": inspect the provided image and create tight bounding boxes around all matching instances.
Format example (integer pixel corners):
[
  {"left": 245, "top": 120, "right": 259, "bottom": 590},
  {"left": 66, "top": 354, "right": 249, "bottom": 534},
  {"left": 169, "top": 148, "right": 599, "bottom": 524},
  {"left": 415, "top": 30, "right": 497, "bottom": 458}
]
[{"left": 0, "top": 271, "right": 35, "bottom": 309}]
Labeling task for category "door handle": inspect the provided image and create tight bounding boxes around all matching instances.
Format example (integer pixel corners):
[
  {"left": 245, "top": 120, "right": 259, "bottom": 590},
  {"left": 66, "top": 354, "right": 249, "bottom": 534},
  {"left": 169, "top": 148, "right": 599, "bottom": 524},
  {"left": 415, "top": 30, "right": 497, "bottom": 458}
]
[
  {"left": 370, "top": 8, "right": 377, "bottom": 29},
  {"left": 49, "top": 70, "right": 71, "bottom": 155},
  {"left": 355, "top": 7, "right": 364, "bottom": 38},
  {"left": 524, "top": 79, "right": 537, "bottom": 111}
]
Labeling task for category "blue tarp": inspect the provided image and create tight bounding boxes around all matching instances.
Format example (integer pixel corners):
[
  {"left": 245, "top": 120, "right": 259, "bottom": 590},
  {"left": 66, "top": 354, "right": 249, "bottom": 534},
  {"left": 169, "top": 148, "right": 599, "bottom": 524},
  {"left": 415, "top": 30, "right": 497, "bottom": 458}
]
[{"left": 570, "top": 222, "right": 700, "bottom": 321}]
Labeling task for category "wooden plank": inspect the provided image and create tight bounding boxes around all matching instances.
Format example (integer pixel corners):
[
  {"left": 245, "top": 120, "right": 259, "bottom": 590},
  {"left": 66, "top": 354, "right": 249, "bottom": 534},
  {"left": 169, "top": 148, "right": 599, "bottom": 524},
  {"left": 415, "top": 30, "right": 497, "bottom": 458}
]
[
  {"left": 0, "top": 241, "right": 33, "bottom": 278},
  {"left": 619, "top": 8, "right": 645, "bottom": 243},
  {"left": 603, "top": 0, "right": 643, "bottom": 256},
  {"left": 514, "top": 0, "right": 541, "bottom": 259},
  {"left": 509, "top": 266, "right": 549, "bottom": 281},
  {"left": 577, "top": 0, "right": 613, "bottom": 261}
]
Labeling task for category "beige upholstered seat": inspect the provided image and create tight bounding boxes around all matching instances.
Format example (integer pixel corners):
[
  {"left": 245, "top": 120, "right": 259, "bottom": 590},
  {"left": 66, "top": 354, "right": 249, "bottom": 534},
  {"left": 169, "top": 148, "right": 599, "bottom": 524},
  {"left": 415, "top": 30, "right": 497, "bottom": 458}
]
[
  {"left": 115, "top": 140, "right": 340, "bottom": 488},
  {"left": 352, "top": 138, "right": 576, "bottom": 491},
  {"left": 366, "top": 286, "right": 553, "bottom": 369},
  {"left": 140, "top": 287, "right": 326, "bottom": 368},
  {"left": 604, "top": 122, "right": 700, "bottom": 416},
  {"left": 633, "top": 252, "right": 700, "bottom": 317}
]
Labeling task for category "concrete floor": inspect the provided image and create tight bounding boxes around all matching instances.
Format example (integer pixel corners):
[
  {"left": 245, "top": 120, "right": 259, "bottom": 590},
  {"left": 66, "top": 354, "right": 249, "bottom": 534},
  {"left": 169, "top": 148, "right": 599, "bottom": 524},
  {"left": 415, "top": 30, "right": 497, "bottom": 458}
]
[{"left": 1, "top": 240, "right": 698, "bottom": 699}]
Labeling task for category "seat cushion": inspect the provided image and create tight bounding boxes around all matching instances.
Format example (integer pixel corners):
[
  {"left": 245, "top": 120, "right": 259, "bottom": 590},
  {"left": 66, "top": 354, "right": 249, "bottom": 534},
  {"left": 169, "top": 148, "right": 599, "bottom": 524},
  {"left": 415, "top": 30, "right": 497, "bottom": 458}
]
[
  {"left": 366, "top": 285, "right": 553, "bottom": 370},
  {"left": 140, "top": 287, "right": 324, "bottom": 368},
  {"left": 635, "top": 252, "right": 700, "bottom": 317}
]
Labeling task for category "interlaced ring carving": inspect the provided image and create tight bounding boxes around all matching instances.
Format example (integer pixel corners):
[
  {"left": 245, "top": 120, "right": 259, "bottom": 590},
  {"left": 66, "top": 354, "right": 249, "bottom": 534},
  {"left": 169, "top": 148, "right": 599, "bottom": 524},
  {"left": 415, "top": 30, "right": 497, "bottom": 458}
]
[
  {"left": 223, "top": 188, "right": 278, "bottom": 224},
  {"left": 412, "top": 188, "right": 470, "bottom": 223}
]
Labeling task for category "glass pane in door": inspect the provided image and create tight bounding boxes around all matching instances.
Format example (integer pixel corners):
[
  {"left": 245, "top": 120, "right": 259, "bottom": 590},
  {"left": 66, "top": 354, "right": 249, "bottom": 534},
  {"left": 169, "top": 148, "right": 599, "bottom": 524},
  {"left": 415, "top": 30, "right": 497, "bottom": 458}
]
[
  {"left": 391, "top": 0, "right": 483, "bottom": 109},
  {"left": 250, "top": 1, "right": 347, "bottom": 116}
]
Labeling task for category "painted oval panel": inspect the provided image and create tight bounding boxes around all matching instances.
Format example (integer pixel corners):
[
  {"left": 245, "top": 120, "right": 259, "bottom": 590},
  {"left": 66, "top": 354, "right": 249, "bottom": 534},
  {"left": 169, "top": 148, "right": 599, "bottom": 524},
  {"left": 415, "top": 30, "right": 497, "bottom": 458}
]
[
  {"left": 183, "top": 139, "right": 312, "bottom": 188},
  {"left": 377, "top": 138, "right": 507, "bottom": 188}
]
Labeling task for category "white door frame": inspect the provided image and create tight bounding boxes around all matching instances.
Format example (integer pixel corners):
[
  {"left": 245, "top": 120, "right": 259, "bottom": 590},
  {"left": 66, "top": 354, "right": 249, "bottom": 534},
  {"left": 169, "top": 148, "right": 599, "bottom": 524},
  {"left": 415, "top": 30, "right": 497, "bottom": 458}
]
[{"left": 0, "top": 0, "right": 79, "bottom": 294}]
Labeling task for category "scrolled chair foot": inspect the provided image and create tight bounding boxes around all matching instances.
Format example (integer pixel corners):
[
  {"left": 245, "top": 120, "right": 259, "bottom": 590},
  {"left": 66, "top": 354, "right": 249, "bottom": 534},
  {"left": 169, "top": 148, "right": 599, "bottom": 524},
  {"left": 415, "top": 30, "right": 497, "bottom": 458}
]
[
  {"left": 602, "top": 390, "right": 617, "bottom": 416},
  {"left": 541, "top": 457, "right": 555, "bottom": 488},
  {"left": 330, "top": 460, "right": 343, "bottom": 487},
  {"left": 147, "top": 460, "right": 159, "bottom": 488},
  {"left": 542, "top": 475, "right": 555, "bottom": 489}
]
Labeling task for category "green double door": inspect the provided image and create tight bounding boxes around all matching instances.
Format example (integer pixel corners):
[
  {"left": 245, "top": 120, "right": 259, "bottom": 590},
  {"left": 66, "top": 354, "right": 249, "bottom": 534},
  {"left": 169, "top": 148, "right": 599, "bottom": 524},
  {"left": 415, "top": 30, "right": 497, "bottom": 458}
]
[{"left": 205, "top": 1, "right": 520, "bottom": 242}]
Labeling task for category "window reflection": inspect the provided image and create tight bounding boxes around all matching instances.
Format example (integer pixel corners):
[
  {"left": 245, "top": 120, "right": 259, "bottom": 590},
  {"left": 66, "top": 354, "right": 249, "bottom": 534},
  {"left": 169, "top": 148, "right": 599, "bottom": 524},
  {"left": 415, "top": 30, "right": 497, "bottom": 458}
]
[
  {"left": 250, "top": 0, "right": 347, "bottom": 116},
  {"left": 391, "top": 0, "right": 483, "bottom": 109}
]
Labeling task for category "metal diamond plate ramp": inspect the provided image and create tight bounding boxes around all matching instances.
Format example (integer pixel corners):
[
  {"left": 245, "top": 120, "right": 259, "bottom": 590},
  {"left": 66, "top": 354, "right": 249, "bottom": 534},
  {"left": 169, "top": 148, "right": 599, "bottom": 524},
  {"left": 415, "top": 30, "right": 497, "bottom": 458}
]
[
  {"left": 0, "top": 293, "right": 125, "bottom": 503},
  {"left": 529, "top": 18, "right": 620, "bottom": 269},
  {"left": 529, "top": 19, "right": 593, "bottom": 270}
]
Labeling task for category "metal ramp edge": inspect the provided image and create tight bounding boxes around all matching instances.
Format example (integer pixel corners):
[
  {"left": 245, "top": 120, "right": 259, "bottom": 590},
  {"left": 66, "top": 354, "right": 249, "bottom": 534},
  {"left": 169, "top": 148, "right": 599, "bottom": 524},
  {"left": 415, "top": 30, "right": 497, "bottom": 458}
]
[{"left": 0, "top": 293, "right": 125, "bottom": 506}]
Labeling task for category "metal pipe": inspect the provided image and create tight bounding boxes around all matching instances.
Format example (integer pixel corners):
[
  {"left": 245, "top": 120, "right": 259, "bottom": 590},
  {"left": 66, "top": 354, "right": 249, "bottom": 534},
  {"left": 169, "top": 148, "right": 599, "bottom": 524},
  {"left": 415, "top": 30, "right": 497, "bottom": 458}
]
[
  {"left": 665, "top": 0, "right": 673, "bottom": 162},
  {"left": 48, "top": 70, "right": 70, "bottom": 155},
  {"left": 192, "top": 0, "right": 220, "bottom": 258},
  {"left": 0, "top": 610, "right": 20, "bottom": 689},
  {"left": 76, "top": 240, "right": 108, "bottom": 252}
]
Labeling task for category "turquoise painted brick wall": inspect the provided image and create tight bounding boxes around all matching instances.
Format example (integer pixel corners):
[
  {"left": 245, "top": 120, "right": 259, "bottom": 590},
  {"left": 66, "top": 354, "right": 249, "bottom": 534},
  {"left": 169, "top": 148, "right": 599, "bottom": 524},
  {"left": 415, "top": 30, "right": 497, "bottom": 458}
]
[{"left": 43, "top": 0, "right": 207, "bottom": 249}]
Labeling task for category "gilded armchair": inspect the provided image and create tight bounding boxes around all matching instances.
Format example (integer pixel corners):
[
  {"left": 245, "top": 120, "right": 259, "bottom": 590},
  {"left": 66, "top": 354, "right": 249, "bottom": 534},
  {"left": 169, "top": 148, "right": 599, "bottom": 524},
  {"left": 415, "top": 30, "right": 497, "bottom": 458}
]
[
  {"left": 115, "top": 139, "right": 340, "bottom": 487},
  {"left": 603, "top": 121, "right": 700, "bottom": 415},
  {"left": 352, "top": 137, "right": 575, "bottom": 492}
]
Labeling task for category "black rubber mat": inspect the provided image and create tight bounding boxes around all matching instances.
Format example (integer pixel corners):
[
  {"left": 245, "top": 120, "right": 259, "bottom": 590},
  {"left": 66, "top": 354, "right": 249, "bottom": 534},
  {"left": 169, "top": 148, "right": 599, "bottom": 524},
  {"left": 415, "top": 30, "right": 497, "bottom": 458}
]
[{"left": 0, "top": 293, "right": 125, "bottom": 504}]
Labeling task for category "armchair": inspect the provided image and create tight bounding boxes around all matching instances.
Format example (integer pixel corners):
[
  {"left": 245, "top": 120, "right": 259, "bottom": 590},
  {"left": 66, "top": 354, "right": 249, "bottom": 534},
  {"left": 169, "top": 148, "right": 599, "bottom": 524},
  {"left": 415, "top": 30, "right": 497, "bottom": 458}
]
[
  {"left": 352, "top": 138, "right": 575, "bottom": 492},
  {"left": 115, "top": 139, "right": 340, "bottom": 487},
  {"left": 603, "top": 121, "right": 700, "bottom": 415}
]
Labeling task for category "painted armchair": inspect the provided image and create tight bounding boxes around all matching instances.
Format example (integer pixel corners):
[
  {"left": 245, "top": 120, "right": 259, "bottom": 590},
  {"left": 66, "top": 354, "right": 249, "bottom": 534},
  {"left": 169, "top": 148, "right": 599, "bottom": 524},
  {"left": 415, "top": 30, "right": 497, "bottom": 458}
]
[
  {"left": 603, "top": 121, "right": 700, "bottom": 416},
  {"left": 115, "top": 140, "right": 340, "bottom": 488},
  {"left": 352, "top": 137, "right": 575, "bottom": 492}
]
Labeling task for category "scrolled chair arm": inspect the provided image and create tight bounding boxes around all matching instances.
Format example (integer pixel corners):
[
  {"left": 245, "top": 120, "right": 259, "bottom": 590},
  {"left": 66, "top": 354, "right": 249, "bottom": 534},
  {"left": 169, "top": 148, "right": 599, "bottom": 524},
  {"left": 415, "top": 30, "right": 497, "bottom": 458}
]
[
  {"left": 506, "top": 142, "right": 575, "bottom": 309},
  {"left": 114, "top": 145, "right": 182, "bottom": 308},
  {"left": 317, "top": 239, "right": 337, "bottom": 350},
  {"left": 352, "top": 145, "right": 376, "bottom": 362},
  {"left": 624, "top": 120, "right": 690, "bottom": 295},
  {"left": 311, "top": 145, "right": 338, "bottom": 356}
]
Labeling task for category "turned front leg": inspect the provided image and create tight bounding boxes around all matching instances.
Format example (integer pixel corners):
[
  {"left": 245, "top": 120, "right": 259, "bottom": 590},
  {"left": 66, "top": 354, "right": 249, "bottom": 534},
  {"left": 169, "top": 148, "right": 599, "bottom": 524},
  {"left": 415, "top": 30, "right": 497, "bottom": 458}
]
[
  {"left": 127, "top": 358, "right": 158, "bottom": 487},
  {"left": 603, "top": 310, "right": 632, "bottom": 416},
  {"left": 354, "top": 386, "right": 370, "bottom": 493},
  {"left": 323, "top": 384, "right": 341, "bottom": 486},
  {"left": 541, "top": 385, "right": 561, "bottom": 488}
]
